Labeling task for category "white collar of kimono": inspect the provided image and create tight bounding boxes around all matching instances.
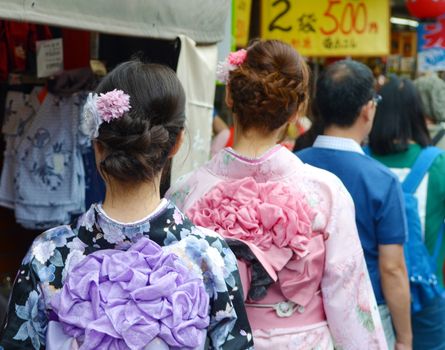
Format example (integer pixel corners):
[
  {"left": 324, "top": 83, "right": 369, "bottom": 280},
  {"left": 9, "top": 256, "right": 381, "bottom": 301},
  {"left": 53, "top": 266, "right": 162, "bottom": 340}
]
[
  {"left": 225, "top": 144, "right": 283, "bottom": 162},
  {"left": 208, "top": 145, "right": 304, "bottom": 180},
  {"left": 313, "top": 135, "right": 365, "bottom": 155},
  {"left": 97, "top": 198, "right": 168, "bottom": 226}
]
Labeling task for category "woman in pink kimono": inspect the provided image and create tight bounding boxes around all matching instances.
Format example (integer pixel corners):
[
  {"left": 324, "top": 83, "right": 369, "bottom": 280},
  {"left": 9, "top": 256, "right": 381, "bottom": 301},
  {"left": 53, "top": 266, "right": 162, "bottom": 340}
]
[{"left": 167, "top": 40, "right": 387, "bottom": 349}]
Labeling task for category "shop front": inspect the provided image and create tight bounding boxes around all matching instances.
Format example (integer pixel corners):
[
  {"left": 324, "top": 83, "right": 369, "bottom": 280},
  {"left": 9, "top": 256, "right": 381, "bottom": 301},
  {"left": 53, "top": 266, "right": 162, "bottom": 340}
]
[{"left": 0, "top": 0, "right": 230, "bottom": 318}]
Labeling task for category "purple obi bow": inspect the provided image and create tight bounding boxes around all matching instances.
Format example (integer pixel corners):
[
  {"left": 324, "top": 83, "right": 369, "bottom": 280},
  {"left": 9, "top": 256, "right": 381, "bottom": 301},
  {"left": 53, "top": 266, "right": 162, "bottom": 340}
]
[{"left": 49, "top": 237, "right": 210, "bottom": 350}]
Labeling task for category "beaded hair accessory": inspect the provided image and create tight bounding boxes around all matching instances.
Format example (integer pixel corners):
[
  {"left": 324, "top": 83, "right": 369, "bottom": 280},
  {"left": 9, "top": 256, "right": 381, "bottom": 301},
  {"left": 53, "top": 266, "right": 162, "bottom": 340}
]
[
  {"left": 216, "top": 49, "right": 247, "bottom": 84},
  {"left": 81, "top": 89, "right": 131, "bottom": 139}
]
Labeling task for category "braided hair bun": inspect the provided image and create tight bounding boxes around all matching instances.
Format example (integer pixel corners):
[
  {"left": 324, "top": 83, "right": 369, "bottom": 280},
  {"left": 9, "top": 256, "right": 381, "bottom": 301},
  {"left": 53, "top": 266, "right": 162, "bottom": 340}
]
[
  {"left": 228, "top": 40, "right": 310, "bottom": 132},
  {"left": 95, "top": 61, "right": 185, "bottom": 183}
]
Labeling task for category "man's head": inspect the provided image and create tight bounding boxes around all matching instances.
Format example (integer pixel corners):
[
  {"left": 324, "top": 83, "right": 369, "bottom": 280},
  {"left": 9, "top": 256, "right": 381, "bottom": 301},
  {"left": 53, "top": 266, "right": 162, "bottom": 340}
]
[
  {"left": 315, "top": 60, "right": 376, "bottom": 129},
  {"left": 414, "top": 72, "right": 445, "bottom": 123}
]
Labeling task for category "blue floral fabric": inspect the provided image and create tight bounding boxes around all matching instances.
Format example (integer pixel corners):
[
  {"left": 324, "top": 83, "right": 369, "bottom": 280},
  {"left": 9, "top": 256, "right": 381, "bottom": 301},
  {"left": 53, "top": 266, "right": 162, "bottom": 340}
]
[
  {"left": 0, "top": 89, "right": 41, "bottom": 210},
  {"left": 0, "top": 202, "right": 254, "bottom": 350},
  {"left": 0, "top": 90, "right": 88, "bottom": 229}
]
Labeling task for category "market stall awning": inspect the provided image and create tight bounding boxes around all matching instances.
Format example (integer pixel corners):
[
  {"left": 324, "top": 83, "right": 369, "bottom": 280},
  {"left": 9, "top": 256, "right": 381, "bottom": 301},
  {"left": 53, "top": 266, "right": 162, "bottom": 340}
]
[{"left": 0, "top": 0, "right": 230, "bottom": 43}]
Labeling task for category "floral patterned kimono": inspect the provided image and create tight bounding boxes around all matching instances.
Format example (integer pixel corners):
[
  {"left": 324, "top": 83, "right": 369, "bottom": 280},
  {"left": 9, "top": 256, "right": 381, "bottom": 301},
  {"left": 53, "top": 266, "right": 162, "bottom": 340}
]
[
  {"left": 167, "top": 145, "right": 388, "bottom": 350},
  {"left": 0, "top": 200, "right": 254, "bottom": 350}
]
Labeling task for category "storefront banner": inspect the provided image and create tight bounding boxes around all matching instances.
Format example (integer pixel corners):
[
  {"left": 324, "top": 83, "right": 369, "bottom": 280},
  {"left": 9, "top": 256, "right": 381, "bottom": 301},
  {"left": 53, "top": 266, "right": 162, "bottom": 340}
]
[
  {"left": 234, "top": 0, "right": 252, "bottom": 48},
  {"left": 418, "top": 18, "right": 445, "bottom": 72},
  {"left": 261, "top": 0, "right": 389, "bottom": 57}
]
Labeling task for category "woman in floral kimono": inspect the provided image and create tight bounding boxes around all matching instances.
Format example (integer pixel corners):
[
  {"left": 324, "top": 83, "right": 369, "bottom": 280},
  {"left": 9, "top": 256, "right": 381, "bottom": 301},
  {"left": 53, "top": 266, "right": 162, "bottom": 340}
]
[
  {"left": 167, "top": 40, "right": 388, "bottom": 349},
  {"left": 0, "top": 61, "right": 254, "bottom": 350}
]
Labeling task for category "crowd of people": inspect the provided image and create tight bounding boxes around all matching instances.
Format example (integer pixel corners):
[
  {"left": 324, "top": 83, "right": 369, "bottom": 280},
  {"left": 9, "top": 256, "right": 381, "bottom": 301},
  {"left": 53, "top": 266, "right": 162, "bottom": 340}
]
[{"left": 0, "top": 39, "right": 444, "bottom": 350}]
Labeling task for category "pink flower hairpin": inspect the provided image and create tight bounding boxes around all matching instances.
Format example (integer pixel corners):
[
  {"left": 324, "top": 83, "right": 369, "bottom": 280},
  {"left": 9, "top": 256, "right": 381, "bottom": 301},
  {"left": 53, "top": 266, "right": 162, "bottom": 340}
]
[
  {"left": 216, "top": 49, "right": 247, "bottom": 84},
  {"left": 81, "top": 89, "right": 131, "bottom": 139}
]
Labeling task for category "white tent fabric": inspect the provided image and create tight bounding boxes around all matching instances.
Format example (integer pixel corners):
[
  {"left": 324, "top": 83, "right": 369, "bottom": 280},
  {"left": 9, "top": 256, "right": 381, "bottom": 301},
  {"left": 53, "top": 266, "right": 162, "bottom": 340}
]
[
  {"left": 172, "top": 35, "right": 217, "bottom": 183},
  {"left": 0, "top": 0, "right": 230, "bottom": 43}
]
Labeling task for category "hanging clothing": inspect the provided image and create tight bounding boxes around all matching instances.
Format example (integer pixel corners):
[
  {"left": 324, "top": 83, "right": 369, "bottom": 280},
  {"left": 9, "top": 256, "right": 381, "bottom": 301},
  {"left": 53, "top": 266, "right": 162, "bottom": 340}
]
[
  {"left": 0, "top": 90, "right": 88, "bottom": 229},
  {"left": 0, "top": 200, "right": 254, "bottom": 350},
  {"left": 47, "top": 68, "right": 96, "bottom": 97},
  {"left": 2, "top": 21, "right": 52, "bottom": 76},
  {"left": 0, "top": 88, "right": 42, "bottom": 209},
  {"left": 167, "top": 146, "right": 387, "bottom": 349}
]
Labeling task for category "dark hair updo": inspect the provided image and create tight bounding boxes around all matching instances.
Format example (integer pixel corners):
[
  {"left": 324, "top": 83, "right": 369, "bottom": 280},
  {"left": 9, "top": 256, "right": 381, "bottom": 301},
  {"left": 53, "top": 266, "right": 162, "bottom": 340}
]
[
  {"left": 228, "top": 40, "right": 310, "bottom": 132},
  {"left": 95, "top": 60, "right": 185, "bottom": 183}
]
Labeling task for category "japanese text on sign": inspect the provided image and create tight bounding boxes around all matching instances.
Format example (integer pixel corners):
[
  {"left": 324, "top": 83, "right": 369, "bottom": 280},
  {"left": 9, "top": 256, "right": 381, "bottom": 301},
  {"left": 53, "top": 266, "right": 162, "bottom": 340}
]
[
  {"left": 261, "top": 0, "right": 389, "bottom": 56},
  {"left": 417, "top": 18, "right": 445, "bottom": 72},
  {"left": 36, "top": 38, "right": 64, "bottom": 78}
]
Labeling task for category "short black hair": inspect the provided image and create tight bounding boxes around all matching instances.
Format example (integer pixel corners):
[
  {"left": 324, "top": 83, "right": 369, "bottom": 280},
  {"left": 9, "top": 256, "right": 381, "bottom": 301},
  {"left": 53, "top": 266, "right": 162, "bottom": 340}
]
[
  {"left": 369, "top": 76, "right": 431, "bottom": 155},
  {"left": 315, "top": 59, "right": 374, "bottom": 127}
]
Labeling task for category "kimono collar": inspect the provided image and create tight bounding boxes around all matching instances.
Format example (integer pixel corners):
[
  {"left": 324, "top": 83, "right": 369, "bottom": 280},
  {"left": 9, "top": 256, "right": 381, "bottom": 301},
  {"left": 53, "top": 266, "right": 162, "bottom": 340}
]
[
  {"left": 76, "top": 200, "right": 183, "bottom": 246},
  {"left": 96, "top": 199, "right": 169, "bottom": 226},
  {"left": 207, "top": 145, "right": 304, "bottom": 181}
]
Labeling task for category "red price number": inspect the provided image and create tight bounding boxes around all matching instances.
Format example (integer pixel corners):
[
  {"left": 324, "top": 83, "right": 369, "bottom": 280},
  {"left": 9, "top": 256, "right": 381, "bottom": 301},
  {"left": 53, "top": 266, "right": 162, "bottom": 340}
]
[{"left": 320, "top": 0, "right": 375, "bottom": 36}]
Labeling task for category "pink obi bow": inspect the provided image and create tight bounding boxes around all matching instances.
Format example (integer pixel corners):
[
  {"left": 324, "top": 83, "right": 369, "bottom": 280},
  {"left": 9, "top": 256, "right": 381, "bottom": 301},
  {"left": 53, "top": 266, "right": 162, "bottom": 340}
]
[{"left": 187, "top": 177, "right": 326, "bottom": 307}]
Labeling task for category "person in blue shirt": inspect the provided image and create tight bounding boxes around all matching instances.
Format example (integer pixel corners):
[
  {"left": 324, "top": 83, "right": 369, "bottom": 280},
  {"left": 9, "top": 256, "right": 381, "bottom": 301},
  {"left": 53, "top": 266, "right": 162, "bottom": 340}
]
[{"left": 297, "top": 60, "right": 412, "bottom": 350}]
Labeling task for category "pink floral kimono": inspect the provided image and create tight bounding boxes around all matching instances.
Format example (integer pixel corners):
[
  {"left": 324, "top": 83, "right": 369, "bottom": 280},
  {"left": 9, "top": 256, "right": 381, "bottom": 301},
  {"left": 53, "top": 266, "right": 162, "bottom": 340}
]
[{"left": 167, "top": 145, "right": 388, "bottom": 349}]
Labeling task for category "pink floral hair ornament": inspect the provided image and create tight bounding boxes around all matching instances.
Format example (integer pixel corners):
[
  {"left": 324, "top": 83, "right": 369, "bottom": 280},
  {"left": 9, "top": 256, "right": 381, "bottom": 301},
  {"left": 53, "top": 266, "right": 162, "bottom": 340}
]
[
  {"left": 216, "top": 49, "right": 247, "bottom": 84},
  {"left": 81, "top": 89, "right": 131, "bottom": 139}
]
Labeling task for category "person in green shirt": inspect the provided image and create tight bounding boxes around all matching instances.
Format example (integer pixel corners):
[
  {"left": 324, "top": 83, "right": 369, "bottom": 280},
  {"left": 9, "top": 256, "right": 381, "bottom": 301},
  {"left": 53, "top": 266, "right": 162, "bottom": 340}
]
[
  {"left": 369, "top": 75, "right": 445, "bottom": 349},
  {"left": 370, "top": 76, "right": 445, "bottom": 285},
  {"left": 414, "top": 73, "right": 445, "bottom": 150}
]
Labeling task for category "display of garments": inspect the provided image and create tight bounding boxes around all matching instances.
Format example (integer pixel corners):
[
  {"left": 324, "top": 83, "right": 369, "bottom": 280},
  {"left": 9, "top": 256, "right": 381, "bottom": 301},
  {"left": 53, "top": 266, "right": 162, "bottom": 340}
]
[
  {"left": 0, "top": 200, "right": 254, "bottom": 350},
  {"left": 61, "top": 29, "right": 91, "bottom": 70},
  {"left": 167, "top": 146, "right": 387, "bottom": 349},
  {"left": 47, "top": 68, "right": 96, "bottom": 97},
  {"left": 0, "top": 88, "right": 42, "bottom": 209},
  {"left": 0, "top": 89, "right": 88, "bottom": 229},
  {"left": 1, "top": 21, "right": 52, "bottom": 78}
]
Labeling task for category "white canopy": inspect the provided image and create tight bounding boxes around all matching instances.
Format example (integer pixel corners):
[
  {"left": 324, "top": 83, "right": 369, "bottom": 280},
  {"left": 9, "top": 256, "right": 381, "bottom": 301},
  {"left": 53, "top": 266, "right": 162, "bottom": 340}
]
[{"left": 0, "top": 0, "right": 230, "bottom": 43}]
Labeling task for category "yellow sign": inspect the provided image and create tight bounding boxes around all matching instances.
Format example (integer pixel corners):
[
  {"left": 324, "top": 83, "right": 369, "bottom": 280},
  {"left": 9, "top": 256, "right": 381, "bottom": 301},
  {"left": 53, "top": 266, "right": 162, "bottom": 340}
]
[
  {"left": 261, "top": 0, "right": 389, "bottom": 56},
  {"left": 234, "top": 0, "right": 253, "bottom": 48}
]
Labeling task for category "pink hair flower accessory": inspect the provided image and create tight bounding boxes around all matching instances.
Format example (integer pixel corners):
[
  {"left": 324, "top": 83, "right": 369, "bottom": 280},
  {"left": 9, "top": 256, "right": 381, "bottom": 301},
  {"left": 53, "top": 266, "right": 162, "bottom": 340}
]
[
  {"left": 216, "top": 49, "right": 247, "bottom": 84},
  {"left": 81, "top": 89, "right": 131, "bottom": 139},
  {"left": 228, "top": 49, "right": 247, "bottom": 65},
  {"left": 96, "top": 89, "right": 131, "bottom": 122}
]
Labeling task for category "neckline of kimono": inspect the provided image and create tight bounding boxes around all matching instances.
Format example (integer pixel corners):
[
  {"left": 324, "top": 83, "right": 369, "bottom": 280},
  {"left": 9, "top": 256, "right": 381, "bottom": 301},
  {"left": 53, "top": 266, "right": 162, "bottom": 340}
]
[
  {"left": 225, "top": 144, "right": 282, "bottom": 163},
  {"left": 95, "top": 198, "right": 169, "bottom": 226}
]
